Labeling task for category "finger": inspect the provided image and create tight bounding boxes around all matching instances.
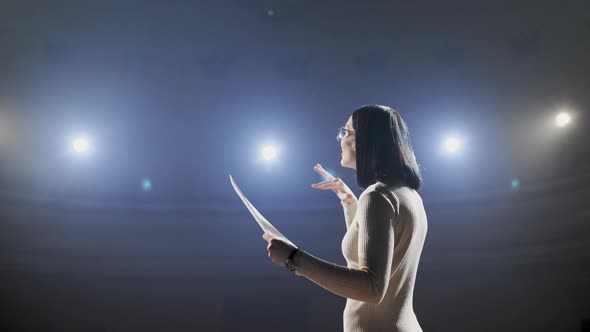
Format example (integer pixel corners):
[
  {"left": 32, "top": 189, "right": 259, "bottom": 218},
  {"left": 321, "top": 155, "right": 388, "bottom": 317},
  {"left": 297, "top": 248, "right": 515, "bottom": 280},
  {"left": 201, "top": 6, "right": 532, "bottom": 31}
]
[
  {"left": 314, "top": 185, "right": 342, "bottom": 193},
  {"left": 314, "top": 164, "right": 334, "bottom": 180},
  {"left": 262, "top": 232, "right": 272, "bottom": 241},
  {"left": 311, "top": 178, "right": 338, "bottom": 186},
  {"left": 317, "top": 163, "right": 335, "bottom": 178},
  {"left": 314, "top": 164, "right": 335, "bottom": 179},
  {"left": 314, "top": 184, "right": 341, "bottom": 191},
  {"left": 311, "top": 181, "right": 326, "bottom": 188},
  {"left": 264, "top": 232, "right": 278, "bottom": 243},
  {"left": 312, "top": 179, "right": 341, "bottom": 188}
]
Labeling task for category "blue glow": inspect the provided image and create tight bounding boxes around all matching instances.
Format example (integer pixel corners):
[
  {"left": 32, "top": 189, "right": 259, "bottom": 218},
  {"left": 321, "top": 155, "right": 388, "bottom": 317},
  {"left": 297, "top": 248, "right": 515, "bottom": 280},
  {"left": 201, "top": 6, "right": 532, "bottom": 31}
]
[
  {"left": 511, "top": 179, "right": 520, "bottom": 189},
  {"left": 142, "top": 178, "right": 152, "bottom": 191}
]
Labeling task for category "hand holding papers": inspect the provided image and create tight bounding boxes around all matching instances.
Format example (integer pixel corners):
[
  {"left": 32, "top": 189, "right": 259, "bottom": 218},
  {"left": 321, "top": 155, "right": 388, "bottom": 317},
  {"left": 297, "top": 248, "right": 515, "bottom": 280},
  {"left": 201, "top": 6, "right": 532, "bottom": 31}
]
[{"left": 229, "top": 175, "right": 295, "bottom": 247}]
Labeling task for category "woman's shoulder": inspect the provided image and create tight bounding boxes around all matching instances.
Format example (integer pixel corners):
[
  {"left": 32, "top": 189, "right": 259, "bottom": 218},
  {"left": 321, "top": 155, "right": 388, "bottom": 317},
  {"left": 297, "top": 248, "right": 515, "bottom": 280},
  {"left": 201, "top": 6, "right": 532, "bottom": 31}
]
[
  {"left": 363, "top": 181, "right": 423, "bottom": 207},
  {"left": 361, "top": 180, "right": 406, "bottom": 195},
  {"left": 359, "top": 182, "right": 401, "bottom": 213},
  {"left": 358, "top": 182, "right": 387, "bottom": 198}
]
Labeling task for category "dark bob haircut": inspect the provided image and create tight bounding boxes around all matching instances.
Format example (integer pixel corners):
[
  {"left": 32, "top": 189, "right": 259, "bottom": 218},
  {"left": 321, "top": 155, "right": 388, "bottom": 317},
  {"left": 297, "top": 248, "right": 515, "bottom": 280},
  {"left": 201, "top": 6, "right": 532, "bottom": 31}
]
[{"left": 352, "top": 105, "right": 422, "bottom": 190}]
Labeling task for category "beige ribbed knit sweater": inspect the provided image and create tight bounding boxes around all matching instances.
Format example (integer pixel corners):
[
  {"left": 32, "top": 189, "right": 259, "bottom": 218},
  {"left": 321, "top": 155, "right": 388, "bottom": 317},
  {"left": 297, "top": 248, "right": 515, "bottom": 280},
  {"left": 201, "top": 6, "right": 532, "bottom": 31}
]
[{"left": 293, "top": 181, "right": 427, "bottom": 332}]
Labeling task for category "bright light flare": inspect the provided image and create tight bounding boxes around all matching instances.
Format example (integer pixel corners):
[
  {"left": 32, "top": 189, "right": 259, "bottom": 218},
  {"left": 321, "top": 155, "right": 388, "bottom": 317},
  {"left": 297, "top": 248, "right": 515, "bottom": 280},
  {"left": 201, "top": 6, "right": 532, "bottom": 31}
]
[
  {"left": 71, "top": 137, "right": 90, "bottom": 153},
  {"left": 261, "top": 145, "right": 278, "bottom": 161},
  {"left": 443, "top": 137, "right": 462, "bottom": 153},
  {"left": 555, "top": 112, "right": 571, "bottom": 127}
]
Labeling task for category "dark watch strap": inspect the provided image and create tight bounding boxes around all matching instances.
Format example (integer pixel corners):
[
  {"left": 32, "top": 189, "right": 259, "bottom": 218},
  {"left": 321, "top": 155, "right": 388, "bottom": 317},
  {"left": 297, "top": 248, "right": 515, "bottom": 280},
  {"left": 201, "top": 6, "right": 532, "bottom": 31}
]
[
  {"left": 284, "top": 248, "right": 299, "bottom": 271},
  {"left": 288, "top": 248, "right": 299, "bottom": 260}
]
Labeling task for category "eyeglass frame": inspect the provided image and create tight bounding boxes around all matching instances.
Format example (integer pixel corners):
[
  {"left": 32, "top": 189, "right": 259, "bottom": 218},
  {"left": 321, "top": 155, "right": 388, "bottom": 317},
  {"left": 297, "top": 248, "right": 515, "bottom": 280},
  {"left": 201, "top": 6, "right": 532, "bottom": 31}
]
[{"left": 336, "top": 126, "right": 355, "bottom": 142}]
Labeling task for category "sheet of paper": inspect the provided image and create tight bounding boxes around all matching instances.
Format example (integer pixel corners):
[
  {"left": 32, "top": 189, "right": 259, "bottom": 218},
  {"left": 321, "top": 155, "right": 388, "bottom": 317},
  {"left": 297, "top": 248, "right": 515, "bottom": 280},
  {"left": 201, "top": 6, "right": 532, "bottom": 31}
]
[{"left": 229, "top": 175, "right": 295, "bottom": 247}]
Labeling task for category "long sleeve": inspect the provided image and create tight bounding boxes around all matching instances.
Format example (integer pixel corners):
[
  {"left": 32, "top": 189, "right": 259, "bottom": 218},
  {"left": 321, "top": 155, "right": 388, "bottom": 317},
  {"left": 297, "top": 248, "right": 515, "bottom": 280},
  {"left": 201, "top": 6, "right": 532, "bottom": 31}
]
[{"left": 294, "top": 191, "right": 395, "bottom": 304}]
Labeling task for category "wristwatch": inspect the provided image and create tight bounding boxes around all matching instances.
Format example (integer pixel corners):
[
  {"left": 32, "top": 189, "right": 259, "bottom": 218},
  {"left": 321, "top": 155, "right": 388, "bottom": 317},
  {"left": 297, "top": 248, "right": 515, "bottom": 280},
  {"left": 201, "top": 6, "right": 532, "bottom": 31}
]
[{"left": 284, "top": 248, "right": 299, "bottom": 272}]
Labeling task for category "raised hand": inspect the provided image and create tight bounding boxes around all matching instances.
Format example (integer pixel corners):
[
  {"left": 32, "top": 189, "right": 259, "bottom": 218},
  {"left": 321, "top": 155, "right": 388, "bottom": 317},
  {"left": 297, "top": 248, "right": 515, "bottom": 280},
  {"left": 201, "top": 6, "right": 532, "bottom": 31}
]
[{"left": 311, "top": 163, "right": 357, "bottom": 204}]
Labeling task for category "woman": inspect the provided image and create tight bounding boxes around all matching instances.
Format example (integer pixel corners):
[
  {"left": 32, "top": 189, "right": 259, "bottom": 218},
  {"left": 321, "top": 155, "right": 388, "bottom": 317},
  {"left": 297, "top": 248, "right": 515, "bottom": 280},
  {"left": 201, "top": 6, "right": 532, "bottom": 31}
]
[{"left": 263, "top": 105, "right": 427, "bottom": 332}]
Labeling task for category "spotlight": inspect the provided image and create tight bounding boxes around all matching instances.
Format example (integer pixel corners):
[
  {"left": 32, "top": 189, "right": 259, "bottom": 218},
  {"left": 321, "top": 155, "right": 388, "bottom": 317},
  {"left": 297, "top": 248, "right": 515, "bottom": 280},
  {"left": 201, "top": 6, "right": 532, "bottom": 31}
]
[
  {"left": 443, "top": 136, "right": 462, "bottom": 153},
  {"left": 71, "top": 136, "right": 90, "bottom": 154},
  {"left": 261, "top": 145, "right": 278, "bottom": 161},
  {"left": 555, "top": 112, "right": 571, "bottom": 127}
]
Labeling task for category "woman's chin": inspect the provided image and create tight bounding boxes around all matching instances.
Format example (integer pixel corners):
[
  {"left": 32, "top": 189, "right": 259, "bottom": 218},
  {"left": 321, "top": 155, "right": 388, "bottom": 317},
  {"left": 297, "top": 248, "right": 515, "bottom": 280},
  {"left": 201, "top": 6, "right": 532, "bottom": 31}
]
[{"left": 341, "top": 159, "right": 356, "bottom": 170}]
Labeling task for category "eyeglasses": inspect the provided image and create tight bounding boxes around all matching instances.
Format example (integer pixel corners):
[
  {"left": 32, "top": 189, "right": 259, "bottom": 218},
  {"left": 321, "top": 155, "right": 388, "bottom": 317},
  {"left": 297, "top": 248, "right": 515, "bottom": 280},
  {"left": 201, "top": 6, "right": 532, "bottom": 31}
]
[{"left": 337, "top": 127, "right": 355, "bottom": 142}]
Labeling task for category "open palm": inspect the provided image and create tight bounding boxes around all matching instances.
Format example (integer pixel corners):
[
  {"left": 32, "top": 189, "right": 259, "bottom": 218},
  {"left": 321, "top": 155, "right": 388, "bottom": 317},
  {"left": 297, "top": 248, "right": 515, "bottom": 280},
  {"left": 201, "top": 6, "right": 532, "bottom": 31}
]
[{"left": 311, "top": 163, "right": 357, "bottom": 204}]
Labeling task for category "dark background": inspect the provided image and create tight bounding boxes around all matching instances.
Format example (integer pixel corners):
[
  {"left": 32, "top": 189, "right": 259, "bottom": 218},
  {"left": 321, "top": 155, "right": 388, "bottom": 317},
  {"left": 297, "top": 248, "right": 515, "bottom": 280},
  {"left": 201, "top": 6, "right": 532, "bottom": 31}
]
[{"left": 1, "top": 1, "right": 589, "bottom": 331}]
